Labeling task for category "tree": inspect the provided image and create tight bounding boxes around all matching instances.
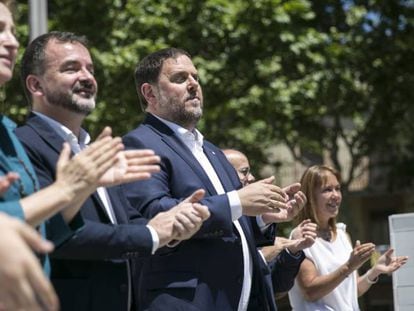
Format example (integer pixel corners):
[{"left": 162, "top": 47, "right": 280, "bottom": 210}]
[{"left": 5, "top": 0, "right": 414, "bottom": 192}]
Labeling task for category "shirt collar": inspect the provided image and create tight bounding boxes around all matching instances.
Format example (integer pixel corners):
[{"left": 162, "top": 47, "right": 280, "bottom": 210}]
[
  {"left": 152, "top": 114, "right": 204, "bottom": 147},
  {"left": 33, "top": 111, "right": 91, "bottom": 147}
]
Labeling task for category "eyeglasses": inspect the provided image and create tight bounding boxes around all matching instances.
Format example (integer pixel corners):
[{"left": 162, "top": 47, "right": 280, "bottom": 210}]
[{"left": 238, "top": 167, "right": 250, "bottom": 177}]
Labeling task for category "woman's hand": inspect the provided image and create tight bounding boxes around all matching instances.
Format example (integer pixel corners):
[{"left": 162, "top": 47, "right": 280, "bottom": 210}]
[
  {"left": 373, "top": 248, "right": 408, "bottom": 275},
  {"left": 347, "top": 240, "right": 375, "bottom": 271}
]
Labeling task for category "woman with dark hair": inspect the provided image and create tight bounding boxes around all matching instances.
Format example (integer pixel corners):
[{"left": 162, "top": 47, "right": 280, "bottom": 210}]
[{"left": 288, "top": 165, "right": 408, "bottom": 310}]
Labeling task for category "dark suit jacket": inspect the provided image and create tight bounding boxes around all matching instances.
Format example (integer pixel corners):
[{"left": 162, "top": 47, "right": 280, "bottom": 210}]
[
  {"left": 122, "top": 113, "right": 304, "bottom": 311},
  {"left": 15, "top": 114, "right": 154, "bottom": 311}
]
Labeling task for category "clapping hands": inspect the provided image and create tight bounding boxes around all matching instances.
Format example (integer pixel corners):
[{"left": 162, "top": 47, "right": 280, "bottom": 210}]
[
  {"left": 372, "top": 248, "right": 408, "bottom": 275},
  {"left": 347, "top": 240, "right": 376, "bottom": 271},
  {"left": 56, "top": 127, "right": 161, "bottom": 199},
  {"left": 148, "top": 189, "right": 210, "bottom": 248},
  {"left": 261, "top": 182, "right": 307, "bottom": 224},
  {"left": 0, "top": 213, "right": 58, "bottom": 311},
  {"left": 287, "top": 219, "right": 318, "bottom": 253},
  {"left": 98, "top": 149, "right": 160, "bottom": 186}
]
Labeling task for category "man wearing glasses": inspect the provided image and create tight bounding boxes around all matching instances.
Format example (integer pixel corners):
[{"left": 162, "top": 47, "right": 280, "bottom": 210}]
[
  {"left": 222, "top": 149, "right": 256, "bottom": 187},
  {"left": 223, "top": 148, "right": 318, "bottom": 300}
]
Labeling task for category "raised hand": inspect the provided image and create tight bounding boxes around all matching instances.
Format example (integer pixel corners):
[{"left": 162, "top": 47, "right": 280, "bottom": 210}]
[
  {"left": 372, "top": 248, "right": 408, "bottom": 275},
  {"left": 287, "top": 219, "right": 318, "bottom": 253},
  {"left": 86, "top": 126, "right": 161, "bottom": 186},
  {"left": 55, "top": 131, "right": 124, "bottom": 198},
  {"left": 170, "top": 189, "right": 210, "bottom": 241},
  {"left": 98, "top": 149, "right": 160, "bottom": 186},
  {"left": 261, "top": 183, "right": 307, "bottom": 223},
  {"left": 261, "top": 220, "right": 317, "bottom": 262},
  {"left": 238, "top": 176, "right": 289, "bottom": 216},
  {"left": 0, "top": 213, "right": 58, "bottom": 311},
  {"left": 347, "top": 240, "right": 375, "bottom": 271}
]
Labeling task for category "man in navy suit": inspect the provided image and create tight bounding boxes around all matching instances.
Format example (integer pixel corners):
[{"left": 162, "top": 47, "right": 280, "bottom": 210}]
[
  {"left": 122, "top": 48, "right": 307, "bottom": 310},
  {"left": 15, "top": 32, "right": 210, "bottom": 311}
]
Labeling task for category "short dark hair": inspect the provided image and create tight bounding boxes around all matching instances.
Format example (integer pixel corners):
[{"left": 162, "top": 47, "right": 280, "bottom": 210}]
[
  {"left": 20, "top": 31, "right": 89, "bottom": 103},
  {"left": 134, "top": 47, "right": 190, "bottom": 111}
]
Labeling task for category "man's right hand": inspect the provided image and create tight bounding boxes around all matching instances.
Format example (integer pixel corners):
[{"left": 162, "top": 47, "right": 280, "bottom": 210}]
[
  {"left": 237, "top": 176, "right": 289, "bottom": 216},
  {"left": 0, "top": 213, "right": 58, "bottom": 311},
  {"left": 148, "top": 189, "right": 210, "bottom": 248}
]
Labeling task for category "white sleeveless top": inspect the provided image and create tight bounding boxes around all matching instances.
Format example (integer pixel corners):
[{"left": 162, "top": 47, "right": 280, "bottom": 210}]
[{"left": 288, "top": 223, "right": 360, "bottom": 311}]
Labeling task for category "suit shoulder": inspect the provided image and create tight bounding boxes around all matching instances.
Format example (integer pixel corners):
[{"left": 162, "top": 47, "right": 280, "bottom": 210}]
[
  {"left": 123, "top": 124, "right": 147, "bottom": 139},
  {"left": 15, "top": 123, "right": 33, "bottom": 135},
  {"left": 14, "top": 124, "right": 37, "bottom": 144},
  {"left": 123, "top": 124, "right": 159, "bottom": 146}
]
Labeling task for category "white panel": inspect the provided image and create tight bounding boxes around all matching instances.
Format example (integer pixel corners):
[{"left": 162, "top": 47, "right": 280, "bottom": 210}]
[{"left": 389, "top": 213, "right": 414, "bottom": 311}]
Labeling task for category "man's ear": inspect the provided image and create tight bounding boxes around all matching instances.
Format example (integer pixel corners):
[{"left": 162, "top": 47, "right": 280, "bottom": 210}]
[
  {"left": 26, "top": 75, "right": 44, "bottom": 97},
  {"left": 141, "top": 83, "right": 157, "bottom": 108}
]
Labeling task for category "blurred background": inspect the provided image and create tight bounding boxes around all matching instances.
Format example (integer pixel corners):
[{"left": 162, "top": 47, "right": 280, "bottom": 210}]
[{"left": 7, "top": 1, "right": 414, "bottom": 309}]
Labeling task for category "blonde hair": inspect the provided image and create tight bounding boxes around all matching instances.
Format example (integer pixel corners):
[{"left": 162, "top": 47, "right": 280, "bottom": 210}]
[
  {"left": 0, "top": 0, "right": 13, "bottom": 7},
  {"left": 295, "top": 165, "right": 342, "bottom": 234},
  {"left": 0, "top": 0, "right": 15, "bottom": 14}
]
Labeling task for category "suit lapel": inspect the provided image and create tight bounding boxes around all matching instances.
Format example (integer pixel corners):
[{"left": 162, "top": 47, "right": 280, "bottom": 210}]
[
  {"left": 106, "top": 187, "right": 127, "bottom": 223},
  {"left": 90, "top": 191, "right": 114, "bottom": 224},
  {"left": 26, "top": 114, "right": 113, "bottom": 223},
  {"left": 202, "top": 144, "right": 235, "bottom": 192},
  {"left": 26, "top": 114, "right": 69, "bottom": 155},
  {"left": 144, "top": 114, "right": 218, "bottom": 195}
]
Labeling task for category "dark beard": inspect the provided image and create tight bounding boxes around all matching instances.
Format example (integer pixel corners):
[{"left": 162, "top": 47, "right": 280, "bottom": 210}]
[
  {"left": 46, "top": 90, "right": 94, "bottom": 115},
  {"left": 173, "top": 109, "right": 202, "bottom": 129},
  {"left": 165, "top": 98, "right": 202, "bottom": 130}
]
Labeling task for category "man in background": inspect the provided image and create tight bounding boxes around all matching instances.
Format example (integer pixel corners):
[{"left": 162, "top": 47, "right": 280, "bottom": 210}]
[{"left": 223, "top": 148, "right": 318, "bottom": 300}]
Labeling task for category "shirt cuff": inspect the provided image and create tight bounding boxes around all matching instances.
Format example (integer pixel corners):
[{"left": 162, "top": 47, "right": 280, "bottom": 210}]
[
  {"left": 256, "top": 215, "right": 272, "bottom": 233},
  {"left": 227, "top": 190, "right": 242, "bottom": 221},
  {"left": 146, "top": 224, "right": 159, "bottom": 254},
  {"left": 285, "top": 247, "right": 304, "bottom": 259}
]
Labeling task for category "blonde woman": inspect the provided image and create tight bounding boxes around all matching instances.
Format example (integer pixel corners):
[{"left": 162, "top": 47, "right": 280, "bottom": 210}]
[{"left": 288, "top": 165, "right": 408, "bottom": 310}]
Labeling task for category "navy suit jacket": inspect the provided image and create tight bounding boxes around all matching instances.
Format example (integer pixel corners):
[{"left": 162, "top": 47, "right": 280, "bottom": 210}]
[
  {"left": 122, "top": 113, "right": 303, "bottom": 311},
  {"left": 15, "top": 114, "right": 154, "bottom": 311}
]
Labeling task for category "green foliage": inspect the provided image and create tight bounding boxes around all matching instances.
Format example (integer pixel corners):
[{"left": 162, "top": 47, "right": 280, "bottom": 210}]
[{"left": 4, "top": 0, "right": 414, "bottom": 191}]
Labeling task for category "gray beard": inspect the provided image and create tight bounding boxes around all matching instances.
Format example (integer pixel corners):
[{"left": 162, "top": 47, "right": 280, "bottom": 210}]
[{"left": 46, "top": 91, "right": 94, "bottom": 115}]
